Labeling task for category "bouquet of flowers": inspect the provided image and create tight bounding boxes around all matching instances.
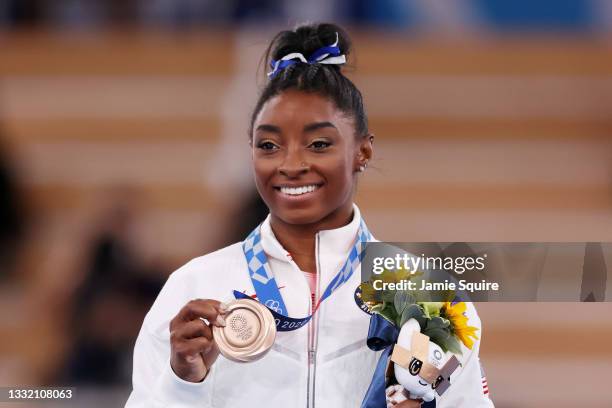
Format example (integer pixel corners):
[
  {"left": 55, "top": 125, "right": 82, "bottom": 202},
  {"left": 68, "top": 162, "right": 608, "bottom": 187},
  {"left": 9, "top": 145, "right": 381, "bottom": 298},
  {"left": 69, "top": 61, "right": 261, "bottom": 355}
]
[
  {"left": 371, "top": 294, "right": 479, "bottom": 354},
  {"left": 359, "top": 275, "right": 479, "bottom": 407}
]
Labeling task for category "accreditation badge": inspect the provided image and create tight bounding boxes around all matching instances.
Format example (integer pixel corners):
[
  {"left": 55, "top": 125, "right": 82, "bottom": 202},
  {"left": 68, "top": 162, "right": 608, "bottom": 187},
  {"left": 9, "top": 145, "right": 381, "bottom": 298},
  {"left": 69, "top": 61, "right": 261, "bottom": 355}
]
[
  {"left": 212, "top": 299, "right": 276, "bottom": 363},
  {"left": 354, "top": 283, "right": 377, "bottom": 315}
]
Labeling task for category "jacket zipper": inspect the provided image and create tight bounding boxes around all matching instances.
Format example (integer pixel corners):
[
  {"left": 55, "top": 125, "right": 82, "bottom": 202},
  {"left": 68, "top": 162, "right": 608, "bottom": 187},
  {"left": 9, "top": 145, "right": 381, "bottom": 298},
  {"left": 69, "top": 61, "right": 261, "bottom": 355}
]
[{"left": 306, "top": 233, "right": 321, "bottom": 408}]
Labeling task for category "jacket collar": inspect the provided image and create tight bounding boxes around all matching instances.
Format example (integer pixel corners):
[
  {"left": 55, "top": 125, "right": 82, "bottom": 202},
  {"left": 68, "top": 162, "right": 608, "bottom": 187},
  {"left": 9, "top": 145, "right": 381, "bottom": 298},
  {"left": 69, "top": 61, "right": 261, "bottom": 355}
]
[{"left": 259, "top": 203, "right": 364, "bottom": 263}]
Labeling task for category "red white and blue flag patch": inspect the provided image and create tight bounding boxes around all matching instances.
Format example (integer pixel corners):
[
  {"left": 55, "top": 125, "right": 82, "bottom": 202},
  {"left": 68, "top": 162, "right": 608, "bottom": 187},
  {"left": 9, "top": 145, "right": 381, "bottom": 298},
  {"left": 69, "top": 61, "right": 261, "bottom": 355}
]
[{"left": 480, "top": 363, "right": 490, "bottom": 397}]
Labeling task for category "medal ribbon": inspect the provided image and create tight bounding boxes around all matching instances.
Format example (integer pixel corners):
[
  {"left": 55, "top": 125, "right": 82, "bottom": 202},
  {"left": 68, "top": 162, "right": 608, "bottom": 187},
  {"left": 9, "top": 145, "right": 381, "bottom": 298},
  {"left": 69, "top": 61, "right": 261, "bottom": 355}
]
[{"left": 235, "top": 218, "right": 371, "bottom": 332}]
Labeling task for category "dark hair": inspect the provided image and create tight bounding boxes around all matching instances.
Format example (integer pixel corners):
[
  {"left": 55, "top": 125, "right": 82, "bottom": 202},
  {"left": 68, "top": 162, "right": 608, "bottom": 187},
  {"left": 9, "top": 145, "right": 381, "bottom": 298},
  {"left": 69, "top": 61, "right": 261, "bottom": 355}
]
[{"left": 249, "top": 23, "right": 369, "bottom": 139}]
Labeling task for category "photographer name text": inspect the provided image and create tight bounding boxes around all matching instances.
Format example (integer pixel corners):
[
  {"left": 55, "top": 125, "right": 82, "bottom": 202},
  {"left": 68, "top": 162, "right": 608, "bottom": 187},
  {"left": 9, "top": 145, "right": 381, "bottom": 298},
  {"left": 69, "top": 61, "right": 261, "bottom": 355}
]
[{"left": 372, "top": 279, "right": 499, "bottom": 292}]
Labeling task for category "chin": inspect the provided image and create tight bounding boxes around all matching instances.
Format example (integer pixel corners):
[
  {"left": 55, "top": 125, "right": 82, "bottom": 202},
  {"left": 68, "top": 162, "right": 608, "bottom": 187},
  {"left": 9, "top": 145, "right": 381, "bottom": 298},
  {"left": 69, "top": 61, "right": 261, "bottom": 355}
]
[{"left": 273, "top": 205, "right": 328, "bottom": 226}]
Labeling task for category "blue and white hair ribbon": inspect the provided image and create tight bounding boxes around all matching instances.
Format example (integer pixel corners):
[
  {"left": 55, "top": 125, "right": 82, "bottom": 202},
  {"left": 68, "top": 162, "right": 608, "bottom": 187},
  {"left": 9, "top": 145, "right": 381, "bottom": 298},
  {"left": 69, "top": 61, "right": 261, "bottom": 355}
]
[{"left": 267, "top": 32, "right": 346, "bottom": 79}]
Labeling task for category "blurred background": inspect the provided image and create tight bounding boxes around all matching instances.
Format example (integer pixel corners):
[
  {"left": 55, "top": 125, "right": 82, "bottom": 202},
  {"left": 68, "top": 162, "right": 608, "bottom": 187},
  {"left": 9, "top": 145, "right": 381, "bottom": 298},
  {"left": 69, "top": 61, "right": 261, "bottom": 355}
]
[{"left": 0, "top": 0, "right": 611, "bottom": 407}]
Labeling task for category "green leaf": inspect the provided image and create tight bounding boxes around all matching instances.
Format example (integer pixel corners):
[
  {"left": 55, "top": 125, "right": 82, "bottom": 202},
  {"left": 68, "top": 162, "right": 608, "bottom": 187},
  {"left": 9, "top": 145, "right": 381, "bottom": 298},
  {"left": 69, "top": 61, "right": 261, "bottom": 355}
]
[
  {"left": 422, "top": 319, "right": 463, "bottom": 355},
  {"left": 381, "top": 290, "right": 396, "bottom": 303},
  {"left": 394, "top": 291, "right": 415, "bottom": 316},
  {"left": 436, "top": 335, "right": 463, "bottom": 355},
  {"left": 427, "top": 316, "right": 451, "bottom": 330},
  {"left": 399, "top": 304, "right": 426, "bottom": 328},
  {"left": 423, "top": 326, "right": 448, "bottom": 343},
  {"left": 379, "top": 301, "right": 398, "bottom": 325},
  {"left": 420, "top": 302, "right": 444, "bottom": 319}
]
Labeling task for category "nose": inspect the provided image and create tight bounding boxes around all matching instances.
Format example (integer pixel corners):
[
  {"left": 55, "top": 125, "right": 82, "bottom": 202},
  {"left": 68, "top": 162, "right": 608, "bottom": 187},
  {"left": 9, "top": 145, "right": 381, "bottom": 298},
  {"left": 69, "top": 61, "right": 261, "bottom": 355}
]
[{"left": 278, "top": 148, "right": 309, "bottom": 178}]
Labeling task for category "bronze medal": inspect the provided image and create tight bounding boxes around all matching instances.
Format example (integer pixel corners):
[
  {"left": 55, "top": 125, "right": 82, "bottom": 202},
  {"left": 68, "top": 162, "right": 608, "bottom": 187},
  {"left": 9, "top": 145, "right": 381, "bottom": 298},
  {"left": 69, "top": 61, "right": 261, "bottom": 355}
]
[{"left": 213, "top": 299, "right": 276, "bottom": 363}]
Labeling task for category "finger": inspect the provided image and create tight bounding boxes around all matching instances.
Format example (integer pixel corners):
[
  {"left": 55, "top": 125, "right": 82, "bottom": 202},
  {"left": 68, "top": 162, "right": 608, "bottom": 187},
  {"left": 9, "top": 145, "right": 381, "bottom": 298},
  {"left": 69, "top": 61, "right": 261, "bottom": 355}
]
[
  {"left": 395, "top": 399, "right": 422, "bottom": 408},
  {"left": 183, "top": 299, "right": 228, "bottom": 319},
  {"left": 171, "top": 318, "right": 213, "bottom": 341},
  {"left": 202, "top": 341, "right": 220, "bottom": 367},
  {"left": 174, "top": 336, "right": 215, "bottom": 358},
  {"left": 172, "top": 299, "right": 227, "bottom": 329},
  {"left": 187, "top": 337, "right": 215, "bottom": 355}
]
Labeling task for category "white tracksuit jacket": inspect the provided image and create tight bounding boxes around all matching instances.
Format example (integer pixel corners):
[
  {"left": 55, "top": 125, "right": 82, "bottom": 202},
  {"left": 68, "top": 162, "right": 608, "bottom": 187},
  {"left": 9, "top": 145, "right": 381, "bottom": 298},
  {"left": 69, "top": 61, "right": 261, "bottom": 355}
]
[{"left": 125, "top": 205, "right": 494, "bottom": 407}]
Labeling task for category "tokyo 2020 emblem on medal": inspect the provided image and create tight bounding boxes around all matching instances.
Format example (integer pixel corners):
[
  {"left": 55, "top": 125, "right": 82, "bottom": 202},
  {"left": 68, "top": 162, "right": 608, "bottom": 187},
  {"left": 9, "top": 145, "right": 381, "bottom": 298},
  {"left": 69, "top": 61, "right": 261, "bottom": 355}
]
[{"left": 212, "top": 299, "right": 276, "bottom": 363}]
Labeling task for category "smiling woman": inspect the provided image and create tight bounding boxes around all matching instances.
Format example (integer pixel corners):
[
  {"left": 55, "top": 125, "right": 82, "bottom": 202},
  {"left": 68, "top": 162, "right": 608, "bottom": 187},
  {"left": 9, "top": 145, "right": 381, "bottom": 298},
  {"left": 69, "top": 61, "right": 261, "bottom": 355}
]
[
  {"left": 125, "top": 22, "right": 491, "bottom": 408},
  {"left": 251, "top": 90, "right": 372, "bottom": 271}
]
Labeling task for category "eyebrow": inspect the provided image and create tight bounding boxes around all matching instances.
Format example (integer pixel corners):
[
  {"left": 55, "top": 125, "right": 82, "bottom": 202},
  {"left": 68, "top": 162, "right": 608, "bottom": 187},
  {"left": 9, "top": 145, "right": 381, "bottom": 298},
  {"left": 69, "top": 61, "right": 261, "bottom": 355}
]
[
  {"left": 255, "top": 124, "right": 282, "bottom": 134},
  {"left": 255, "top": 121, "right": 337, "bottom": 135},
  {"left": 303, "top": 121, "right": 337, "bottom": 132}
]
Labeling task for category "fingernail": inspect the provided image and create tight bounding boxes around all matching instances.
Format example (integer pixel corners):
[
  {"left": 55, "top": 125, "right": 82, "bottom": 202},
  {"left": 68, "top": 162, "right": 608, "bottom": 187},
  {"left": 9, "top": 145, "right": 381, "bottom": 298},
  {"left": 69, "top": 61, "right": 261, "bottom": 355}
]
[
  {"left": 215, "top": 315, "right": 226, "bottom": 327},
  {"left": 218, "top": 302, "right": 229, "bottom": 313}
]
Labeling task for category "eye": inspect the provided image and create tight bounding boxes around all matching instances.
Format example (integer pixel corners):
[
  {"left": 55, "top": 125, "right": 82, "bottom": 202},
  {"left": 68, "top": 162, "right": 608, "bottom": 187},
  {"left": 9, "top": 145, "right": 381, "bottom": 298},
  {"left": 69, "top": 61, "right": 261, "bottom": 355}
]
[
  {"left": 257, "top": 141, "right": 279, "bottom": 151},
  {"left": 432, "top": 375, "right": 443, "bottom": 390},
  {"left": 408, "top": 358, "right": 423, "bottom": 376},
  {"left": 309, "top": 140, "right": 331, "bottom": 150}
]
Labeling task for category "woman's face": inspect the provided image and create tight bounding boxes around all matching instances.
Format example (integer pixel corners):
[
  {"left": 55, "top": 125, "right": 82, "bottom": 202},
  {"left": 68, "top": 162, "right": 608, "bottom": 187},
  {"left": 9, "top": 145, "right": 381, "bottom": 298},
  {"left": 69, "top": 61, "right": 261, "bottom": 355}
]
[{"left": 251, "top": 90, "right": 370, "bottom": 227}]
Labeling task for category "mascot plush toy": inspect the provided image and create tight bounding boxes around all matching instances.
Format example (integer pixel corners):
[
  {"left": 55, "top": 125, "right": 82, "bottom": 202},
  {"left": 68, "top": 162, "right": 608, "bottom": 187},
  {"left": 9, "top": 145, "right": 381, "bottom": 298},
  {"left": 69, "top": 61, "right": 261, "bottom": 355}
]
[{"left": 386, "top": 318, "right": 460, "bottom": 405}]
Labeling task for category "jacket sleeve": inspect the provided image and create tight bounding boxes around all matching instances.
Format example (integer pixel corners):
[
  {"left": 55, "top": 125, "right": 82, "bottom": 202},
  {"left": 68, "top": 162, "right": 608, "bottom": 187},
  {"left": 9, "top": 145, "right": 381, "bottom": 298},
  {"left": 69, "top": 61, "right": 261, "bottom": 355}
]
[
  {"left": 124, "top": 266, "right": 216, "bottom": 408},
  {"left": 436, "top": 303, "right": 494, "bottom": 408}
]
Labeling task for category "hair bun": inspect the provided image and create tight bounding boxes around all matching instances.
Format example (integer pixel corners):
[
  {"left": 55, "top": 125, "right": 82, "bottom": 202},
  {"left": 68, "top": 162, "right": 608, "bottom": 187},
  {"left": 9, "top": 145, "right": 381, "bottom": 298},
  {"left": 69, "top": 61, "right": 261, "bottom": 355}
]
[
  {"left": 251, "top": 22, "right": 368, "bottom": 140},
  {"left": 268, "top": 23, "right": 352, "bottom": 73}
]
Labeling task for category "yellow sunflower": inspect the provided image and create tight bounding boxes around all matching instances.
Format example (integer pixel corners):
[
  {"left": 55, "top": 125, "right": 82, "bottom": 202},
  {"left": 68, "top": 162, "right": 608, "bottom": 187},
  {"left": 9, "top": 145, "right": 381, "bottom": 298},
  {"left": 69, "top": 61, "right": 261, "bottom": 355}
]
[{"left": 442, "top": 302, "right": 479, "bottom": 350}]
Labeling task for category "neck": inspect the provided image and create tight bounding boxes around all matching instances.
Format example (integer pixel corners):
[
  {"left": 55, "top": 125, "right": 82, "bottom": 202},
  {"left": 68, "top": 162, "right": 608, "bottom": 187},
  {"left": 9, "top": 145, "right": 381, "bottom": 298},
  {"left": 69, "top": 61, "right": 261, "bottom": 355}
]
[{"left": 269, "top": 204, "right": 354, "bottom": 273}]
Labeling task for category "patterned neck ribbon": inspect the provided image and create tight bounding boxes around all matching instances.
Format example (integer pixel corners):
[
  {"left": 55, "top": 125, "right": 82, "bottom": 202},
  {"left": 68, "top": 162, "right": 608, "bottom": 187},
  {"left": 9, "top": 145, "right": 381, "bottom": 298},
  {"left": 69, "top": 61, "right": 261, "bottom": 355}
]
[{"left": 235, "top": 218, "right": 371, "bottom": 332}]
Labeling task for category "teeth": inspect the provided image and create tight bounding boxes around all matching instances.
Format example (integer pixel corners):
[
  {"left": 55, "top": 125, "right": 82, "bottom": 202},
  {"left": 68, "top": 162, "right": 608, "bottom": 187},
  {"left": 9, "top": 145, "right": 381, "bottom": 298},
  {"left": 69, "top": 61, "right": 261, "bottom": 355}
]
[{"left": 279, "top": 185, "right": 319, "bottom": 196}]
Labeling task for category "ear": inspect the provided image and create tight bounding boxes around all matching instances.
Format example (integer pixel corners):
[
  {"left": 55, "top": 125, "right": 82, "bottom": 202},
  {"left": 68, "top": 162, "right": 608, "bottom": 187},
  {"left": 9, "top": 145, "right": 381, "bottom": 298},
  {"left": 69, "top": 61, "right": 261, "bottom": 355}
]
[{"left": 354, "top": 133, "right": 374, "bottom": 172}]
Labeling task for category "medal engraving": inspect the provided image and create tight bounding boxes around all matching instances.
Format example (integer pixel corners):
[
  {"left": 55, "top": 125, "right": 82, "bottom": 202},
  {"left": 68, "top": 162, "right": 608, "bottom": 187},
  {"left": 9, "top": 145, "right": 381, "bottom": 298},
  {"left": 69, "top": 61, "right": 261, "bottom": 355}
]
[
  {"left": 227, "top": 311, "right": 259, "bottom": 346},
  {"left": 213, "top": 299, "right": 276, "bottom": 363}
]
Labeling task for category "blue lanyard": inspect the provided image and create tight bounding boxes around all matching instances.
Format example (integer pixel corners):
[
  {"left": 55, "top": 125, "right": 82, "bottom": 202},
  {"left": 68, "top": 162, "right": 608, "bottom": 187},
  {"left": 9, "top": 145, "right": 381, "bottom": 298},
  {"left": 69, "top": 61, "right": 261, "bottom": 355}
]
[{"left": 234, "top": 218, "right": 372, "bottom": 332}]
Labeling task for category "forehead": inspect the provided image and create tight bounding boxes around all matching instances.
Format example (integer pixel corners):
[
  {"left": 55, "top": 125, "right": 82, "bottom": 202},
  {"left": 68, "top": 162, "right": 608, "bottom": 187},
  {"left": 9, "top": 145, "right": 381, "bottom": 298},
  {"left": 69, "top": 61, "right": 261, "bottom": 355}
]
[{"left": 255, "top": 90, "right": 346, "bottom": 127}]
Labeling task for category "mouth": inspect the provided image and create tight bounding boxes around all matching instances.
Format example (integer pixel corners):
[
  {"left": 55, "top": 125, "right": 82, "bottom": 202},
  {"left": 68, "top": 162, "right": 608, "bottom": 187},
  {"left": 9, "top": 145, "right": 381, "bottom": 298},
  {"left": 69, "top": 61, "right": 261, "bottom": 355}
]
[
  {"left": 274, "top": 183, "right": 323, "bottom": 197},
  {"left": 418, "top": 380, "right": 428, "bottom": 386}
]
